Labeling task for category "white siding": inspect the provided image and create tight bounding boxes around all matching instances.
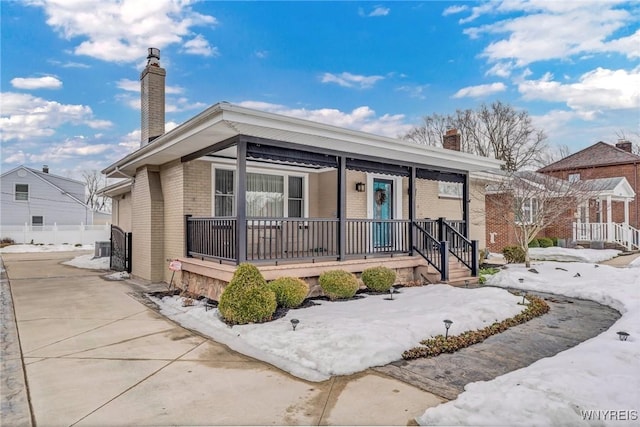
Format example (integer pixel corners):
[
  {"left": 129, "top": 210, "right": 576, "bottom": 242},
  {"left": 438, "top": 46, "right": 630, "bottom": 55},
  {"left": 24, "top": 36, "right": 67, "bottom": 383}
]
[{"left": 0, "top": 168, "right": 90, "bottom": 226}]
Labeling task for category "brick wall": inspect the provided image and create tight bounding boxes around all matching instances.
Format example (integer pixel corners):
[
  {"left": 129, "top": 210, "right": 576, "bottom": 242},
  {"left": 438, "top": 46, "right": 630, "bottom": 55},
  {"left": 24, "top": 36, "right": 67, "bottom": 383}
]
[
  {"left": 160, "top": 160, "right": 185, "bottom": 283},
  {"left": 543, "top": 164, "right": 640, "bottom": 228},
  {"left": 140, "top": 65, "right": 166, "bottom": 146}
]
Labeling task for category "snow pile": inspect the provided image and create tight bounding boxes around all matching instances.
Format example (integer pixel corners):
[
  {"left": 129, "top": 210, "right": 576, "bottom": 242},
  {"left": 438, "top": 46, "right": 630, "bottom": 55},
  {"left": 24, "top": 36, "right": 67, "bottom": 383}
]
[
  {"left": 0, "top": 244, "right": 94, "bottom": 253},
  {"left": 103, "top": 271, "right": 130, "bottom": 280},
  {"left": 418, "top": 261, "right": 640, "bottom": 426},
  {"left": 62, "top": 254, "right": 110, "bottom": 270},
  {"left": 151, "top": 285, "right": 525, "bottom": 382},
  {"left": 529, "top": 247, "right": 620, "bottom": 263}
]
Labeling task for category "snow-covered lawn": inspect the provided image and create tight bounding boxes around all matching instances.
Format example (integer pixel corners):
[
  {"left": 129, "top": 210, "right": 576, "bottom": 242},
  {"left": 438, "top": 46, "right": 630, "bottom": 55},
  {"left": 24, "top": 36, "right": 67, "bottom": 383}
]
[
  {"left": 0, "top": 243, "right": 94, "bottom": 253},
  {"left": 529, "top": 246, "right": 620, "bottom": 263},
  {"left": 418, "top": 257, "right": 639, "bottom": 426},
  {"left": 152, "top": 285, "right": 526, "bottom": 382}
]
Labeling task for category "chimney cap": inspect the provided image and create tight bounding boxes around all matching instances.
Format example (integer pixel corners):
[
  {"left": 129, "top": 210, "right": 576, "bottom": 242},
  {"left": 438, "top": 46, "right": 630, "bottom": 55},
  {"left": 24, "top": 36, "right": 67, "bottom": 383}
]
[
  {"left": 42, "top": 165, "right": 49, "bottom": 173},
  {"left": 147, "top": 48, "right": 160, "bottom": 66}
]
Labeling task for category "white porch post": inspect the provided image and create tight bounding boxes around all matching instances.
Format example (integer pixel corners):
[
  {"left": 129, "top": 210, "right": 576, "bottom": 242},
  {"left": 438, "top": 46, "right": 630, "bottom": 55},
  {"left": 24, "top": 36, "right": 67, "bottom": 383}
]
[
  {"left": 607, "top": 195, "right": 613, "bottom": 242},
  {"left": 624, "top": 199, "right": 630, "bottom": 225}
]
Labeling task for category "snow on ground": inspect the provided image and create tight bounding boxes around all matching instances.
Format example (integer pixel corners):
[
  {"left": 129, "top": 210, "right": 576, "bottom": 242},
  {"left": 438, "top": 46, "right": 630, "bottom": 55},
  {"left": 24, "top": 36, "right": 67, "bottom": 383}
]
[
  {"left": 0, "top": 244, "right": 94, "bottom": 253},
  {"left": 529, "top": 247, "right": 620, "bottom": 263},
  {"left": 62, "top": 254, "right": 110, "bottom": 270},
  {"left": 418, "top": 258, "right": 640, "bottom": 426},
  {"left": 151, "top": 285, "right": 526, "bottom": 382}
]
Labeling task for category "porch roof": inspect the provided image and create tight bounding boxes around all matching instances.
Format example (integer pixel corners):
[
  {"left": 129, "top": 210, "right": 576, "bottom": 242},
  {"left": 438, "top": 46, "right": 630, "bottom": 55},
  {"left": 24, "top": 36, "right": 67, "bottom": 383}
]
[{"left": 102, "top": 102, "right": 503, "bottom": 178}]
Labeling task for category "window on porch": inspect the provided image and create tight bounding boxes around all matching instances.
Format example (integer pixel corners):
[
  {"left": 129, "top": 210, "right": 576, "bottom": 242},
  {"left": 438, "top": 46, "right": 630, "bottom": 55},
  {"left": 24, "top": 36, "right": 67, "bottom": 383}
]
[{"left": 213, "top": 168, "right": 305, "bottom": 217}]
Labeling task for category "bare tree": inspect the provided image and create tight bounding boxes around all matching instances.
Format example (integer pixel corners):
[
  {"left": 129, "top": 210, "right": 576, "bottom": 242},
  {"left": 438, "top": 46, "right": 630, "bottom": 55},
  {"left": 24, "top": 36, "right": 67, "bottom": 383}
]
[
  {"left": 487, "top": 171, "right": 600, "bottom": 267},
  {"left": 404, "top": 101, "right": 547, "bottom": 171},
  {"left": 83, "top": 170, "right": 111, "bottom": 213},
  {"left": 535, "top": 143, "right": 572, "bottom": 168}
]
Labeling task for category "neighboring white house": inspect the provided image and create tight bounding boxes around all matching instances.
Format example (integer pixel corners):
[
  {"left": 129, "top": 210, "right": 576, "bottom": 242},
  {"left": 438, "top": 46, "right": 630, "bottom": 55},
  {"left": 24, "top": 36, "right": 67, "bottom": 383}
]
[{"left": 1, "top": 165, "right": 94, "bottom": 226}]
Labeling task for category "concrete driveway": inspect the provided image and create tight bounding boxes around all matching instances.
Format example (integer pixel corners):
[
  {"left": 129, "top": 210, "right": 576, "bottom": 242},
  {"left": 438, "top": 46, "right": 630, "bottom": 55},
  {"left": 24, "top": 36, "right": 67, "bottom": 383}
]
[{"left": 1, "top": 251, "right": 442, "bottom": 426}]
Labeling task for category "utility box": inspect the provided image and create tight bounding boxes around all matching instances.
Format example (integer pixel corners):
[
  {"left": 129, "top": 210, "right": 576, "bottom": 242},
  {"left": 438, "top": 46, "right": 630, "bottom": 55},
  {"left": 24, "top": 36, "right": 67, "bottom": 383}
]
[{"left": 94, "top": 241, "right": 111, "bottom": 258}]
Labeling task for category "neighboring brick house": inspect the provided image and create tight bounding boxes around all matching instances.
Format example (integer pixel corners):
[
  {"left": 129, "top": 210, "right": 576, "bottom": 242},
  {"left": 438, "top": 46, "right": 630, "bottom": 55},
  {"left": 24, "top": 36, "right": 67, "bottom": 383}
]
[
  {"left": 538, "top": 141, "right": 640, "bottom": 229},
  {"left": 101, "top": 48, "right": 503, "bottom": 294},
  {"left": 485, "top": 142, "right": 639, "bottom": 253}
]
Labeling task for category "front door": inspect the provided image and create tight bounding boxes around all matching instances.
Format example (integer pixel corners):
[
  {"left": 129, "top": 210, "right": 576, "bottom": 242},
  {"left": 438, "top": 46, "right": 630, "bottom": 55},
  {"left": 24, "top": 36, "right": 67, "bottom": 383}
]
[{"left": 373, "top": 179, "right": 393, "bottom": 248}]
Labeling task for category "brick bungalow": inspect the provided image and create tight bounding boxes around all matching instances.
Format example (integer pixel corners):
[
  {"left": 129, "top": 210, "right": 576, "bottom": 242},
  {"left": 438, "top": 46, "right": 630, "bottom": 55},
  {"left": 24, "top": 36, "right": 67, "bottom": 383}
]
[{"left": 101, "top": 48, "right": 504, "bottom": 298}]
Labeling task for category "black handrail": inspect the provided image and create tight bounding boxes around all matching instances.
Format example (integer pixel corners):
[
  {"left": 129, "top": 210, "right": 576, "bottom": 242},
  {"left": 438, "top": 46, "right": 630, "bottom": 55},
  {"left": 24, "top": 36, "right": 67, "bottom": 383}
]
[
  {"left": 413, "top": 222, "right": 448, "bottom": 281},
  {"left": 440, "top": 218, "right": 478, "bottom": 276}
]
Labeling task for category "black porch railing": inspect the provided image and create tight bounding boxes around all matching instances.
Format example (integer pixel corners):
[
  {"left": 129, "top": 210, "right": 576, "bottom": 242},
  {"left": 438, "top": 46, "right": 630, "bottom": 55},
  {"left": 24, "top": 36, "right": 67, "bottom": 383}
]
[{"left": 185, "top": 216, "right": 477, "bottom": 279}]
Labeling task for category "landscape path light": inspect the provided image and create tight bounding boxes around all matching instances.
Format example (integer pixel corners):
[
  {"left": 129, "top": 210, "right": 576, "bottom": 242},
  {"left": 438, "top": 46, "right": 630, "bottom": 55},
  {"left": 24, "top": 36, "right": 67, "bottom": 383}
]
[
  {"left": 389, "top": 287, "right": 395, "bottom": 300},
  {"left": 443, "top": 319, "right": 453, "bottom": 339},
  {"left": 617, "top": 331, "right": 629, "bottom": 341},
  {"left": 290, "top": 318, "right": 300, "bottom": 331}
]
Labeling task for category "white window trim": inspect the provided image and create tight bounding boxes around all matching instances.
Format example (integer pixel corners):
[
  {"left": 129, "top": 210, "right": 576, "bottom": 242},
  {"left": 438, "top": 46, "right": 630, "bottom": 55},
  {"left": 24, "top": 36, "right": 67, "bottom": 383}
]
[
  {"left": 15, "top": 183, "right": 29, "bottom": 201},
  {"left": 366, "top": 173, "right": 403, "bottom": 220},
  {"left": 438, "top": 181, "right": 463, "bottom": 199},
  {"left": 211, "top": 164, "right": 309, "bottom": 218},
  {"left": 515, "top": 197, "right": 538, "bottom": 225}
]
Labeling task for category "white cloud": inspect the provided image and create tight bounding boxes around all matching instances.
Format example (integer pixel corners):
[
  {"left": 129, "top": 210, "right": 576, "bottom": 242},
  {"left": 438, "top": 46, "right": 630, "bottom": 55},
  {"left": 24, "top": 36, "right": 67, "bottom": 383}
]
[
  {"left": 442, "top": 5, "right": 468, "bottom": 16},
  {"left": 320, "top": 72, "right": 384, "bottom": 89},
  {"left": 453, "top": 82, "right": 507, "bottom": 98},
  {"left": 518, "top": 67, "right": 640, "bottom": 114},
  {"left": 0, "top": 92, "right": 111, "bottom": 141},
  {"left": 396, "top": 84, "right": 429, "bottom": 100},
  {"left": 255, "top": 50, "right": 269, "bottom": 59},
  {"left": 461, "top": 1, "right": 638, "bottom": 66},
  {"left": 359, "top": 5, "right": 390, "bottom": 17},
  {"left": 11, "top": 76, "right": 62, "bottom": 90},
  {"left": 237, "top": 101, "right": 412, "bottom": 138},
  {"left": 166, "top": 97, "right": 207, "bottom": 113},
  {"left": 183, "top": 34, "right": 219, "bottom": 57},
  {"left": 485, "top": 62, "right": 515, "bottom": 78},
  {"left": 17, "top": 137, "right": 112, "bottom": 163},
  {"left": 29, "top": 0, "right": 218, "bottom": 63}
]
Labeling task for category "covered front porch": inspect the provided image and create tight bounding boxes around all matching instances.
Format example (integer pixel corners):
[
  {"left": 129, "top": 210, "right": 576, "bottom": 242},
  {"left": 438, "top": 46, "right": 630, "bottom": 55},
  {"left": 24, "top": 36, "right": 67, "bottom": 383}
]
[
  {"left": 572, "top": 177, "right": 638, "bottom": 250},
  {"left": 182, "top": 132, "right": 481, "bottom": 283}
]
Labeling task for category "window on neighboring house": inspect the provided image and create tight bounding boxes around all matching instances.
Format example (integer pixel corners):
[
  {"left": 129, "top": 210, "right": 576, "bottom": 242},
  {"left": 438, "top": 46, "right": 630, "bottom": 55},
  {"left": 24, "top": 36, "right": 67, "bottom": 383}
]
[
  {"left": 214, "top": 169, "right": 235, "bottom": 216},
  {"left": 214, "top": 168, "right": 306, "bottom": 218},
  {"left": 438, "top": 181, "right": 463, "bottom": 198},
  {"left": 515, "top": 197, "right": 539, "bottom": 224},
  {"left": 568, "top": 173, "right": 580, "bottom": 182},
  {"left": 32, "top": 216, "right": 44, "bottom": 226},
  {"left": 15, "top": 184, "right": 29, "bottom": 201}
]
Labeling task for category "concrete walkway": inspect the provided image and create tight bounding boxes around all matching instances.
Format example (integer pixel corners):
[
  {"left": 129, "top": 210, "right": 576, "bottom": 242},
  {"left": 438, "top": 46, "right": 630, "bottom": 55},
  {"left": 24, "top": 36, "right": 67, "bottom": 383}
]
[
  {"left": 375, "top": 292, "right": 620, "bottom": 399},
  {"left": 1, "top": 251, "right": 442, "bottom": 427}
]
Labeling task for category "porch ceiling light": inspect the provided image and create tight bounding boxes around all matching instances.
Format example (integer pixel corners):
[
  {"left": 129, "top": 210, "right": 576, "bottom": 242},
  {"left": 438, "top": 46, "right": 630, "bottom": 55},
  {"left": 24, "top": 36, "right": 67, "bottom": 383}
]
[
  {"left": 290, "top": 318, "right": 300, "bottom": 331},
  {"left": 617, "top": 331, "right": 629, "bottom": 341},
  {"left": 355, "top": 182, "right": 366, "bottom": 192},
  {"left": 443, "top": 319, "right": 453, "bottom": 339}
]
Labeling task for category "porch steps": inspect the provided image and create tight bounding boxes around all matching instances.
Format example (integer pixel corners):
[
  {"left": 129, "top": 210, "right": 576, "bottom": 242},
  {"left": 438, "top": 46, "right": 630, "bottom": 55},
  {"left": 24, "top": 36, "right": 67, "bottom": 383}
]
[{"left": 417, "top": 259, "right": 477, "bottom": 287}]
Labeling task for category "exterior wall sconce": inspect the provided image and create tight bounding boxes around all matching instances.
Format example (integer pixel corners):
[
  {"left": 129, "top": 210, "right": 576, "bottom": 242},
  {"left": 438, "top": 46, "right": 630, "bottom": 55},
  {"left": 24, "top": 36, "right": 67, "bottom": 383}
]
[{"left": 355, "top": 182, "right": 366, "bottom": 192}]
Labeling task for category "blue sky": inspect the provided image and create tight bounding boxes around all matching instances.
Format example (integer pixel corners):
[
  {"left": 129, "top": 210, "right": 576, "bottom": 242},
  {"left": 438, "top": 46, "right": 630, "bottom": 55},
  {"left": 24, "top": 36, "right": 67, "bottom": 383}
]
[{"left": 1, "top": 0, "right": 639, "bottom": 181}]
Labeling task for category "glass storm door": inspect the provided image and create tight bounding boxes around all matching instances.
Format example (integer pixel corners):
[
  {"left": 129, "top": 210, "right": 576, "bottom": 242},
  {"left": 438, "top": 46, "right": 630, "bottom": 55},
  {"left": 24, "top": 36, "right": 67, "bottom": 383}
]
[{"left": 373, "top": 179, "right": 393, "bottom": 248}]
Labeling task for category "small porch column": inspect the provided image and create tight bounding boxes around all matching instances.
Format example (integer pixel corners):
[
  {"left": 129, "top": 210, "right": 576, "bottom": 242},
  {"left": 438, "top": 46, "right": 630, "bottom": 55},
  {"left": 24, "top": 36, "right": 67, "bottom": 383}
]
[
  {"left": 624, "top": 199, "right": 630, "bottom": 225},
  {"left": 606, "top": 195, "right": 613, "bottom": 242},
  {"left": 236, "top": 140, "right": 247, "bottom": 264},
  {"left": 337, "top": 155, "right": 346, "bottom": 261},
  {"left": 408, "top": 167, "right": 415, "bottom": 255}
]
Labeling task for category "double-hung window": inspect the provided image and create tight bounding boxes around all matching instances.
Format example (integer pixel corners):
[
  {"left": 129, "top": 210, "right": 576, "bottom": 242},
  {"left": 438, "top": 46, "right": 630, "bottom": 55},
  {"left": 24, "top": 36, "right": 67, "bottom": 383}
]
[
  {"left": 15, "top": 184, "right": 29, "bottom": 201},
  {"left": 213, "top": 168, "right": 305, "bottom": 218},
  {"left": 516, "top": 197, "right": 539, "bottom": 224}
]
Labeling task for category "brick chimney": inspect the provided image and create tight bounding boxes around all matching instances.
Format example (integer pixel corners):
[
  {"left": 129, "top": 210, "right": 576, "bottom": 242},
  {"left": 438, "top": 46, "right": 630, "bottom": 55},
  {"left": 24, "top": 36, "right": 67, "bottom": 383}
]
[
  {"left": 443, "top": 129, "right": 461, "bottom": 151},
  {"left": 616, "top": 139, "right": 632, "bottom": 153},
  {"left": 140, "top": 47, "right": 166, "bottom": 147},
  {"left": 42, "top": 165, "right": 49, "bottom": 173}
]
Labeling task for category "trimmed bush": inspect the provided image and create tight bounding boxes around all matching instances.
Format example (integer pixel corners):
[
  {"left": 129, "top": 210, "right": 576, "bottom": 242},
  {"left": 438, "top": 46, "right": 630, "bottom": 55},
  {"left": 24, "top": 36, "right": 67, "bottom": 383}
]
[
  {"left": 551, "top": 237, "right": 559, "bottom": 246},
  {"left": 502, "top": 246, "right": 526, "bottom": 263},
  {"left": 361, "top": 266, "right": 396, "bottom": 292},
  {"left": 218, "top": 263, "right": 276, "bottom": 324},
  {"left": 528, "top": 238, "right": 540, "bottom": 248},
  {"left": 319, "top": 270, "right": 359, "bottom": 300},
  {"left": 538, "top": 237, "right": 553, "bottom": 248},
  {"left": 268, "top": 277, "right": 309, "bottom": 308}
]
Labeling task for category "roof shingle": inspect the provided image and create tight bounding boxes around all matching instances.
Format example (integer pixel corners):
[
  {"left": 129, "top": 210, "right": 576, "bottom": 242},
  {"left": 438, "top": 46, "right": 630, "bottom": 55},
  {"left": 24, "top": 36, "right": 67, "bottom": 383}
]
[{"left": 538, "top": 141, "right": 640, "bottom": 172}]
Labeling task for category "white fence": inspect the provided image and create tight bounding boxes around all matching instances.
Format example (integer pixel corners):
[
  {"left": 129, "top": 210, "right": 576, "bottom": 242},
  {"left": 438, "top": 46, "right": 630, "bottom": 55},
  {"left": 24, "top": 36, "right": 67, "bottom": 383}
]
[{"left": 1, "top": 223, "right": 111, "bottom": 245}]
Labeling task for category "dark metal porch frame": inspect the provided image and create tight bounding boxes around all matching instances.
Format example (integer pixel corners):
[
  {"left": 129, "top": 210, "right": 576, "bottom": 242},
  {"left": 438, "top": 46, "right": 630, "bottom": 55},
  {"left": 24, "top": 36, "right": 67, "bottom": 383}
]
[{"left": 182, "top": 135, "right": 478, "bottom": 279}]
